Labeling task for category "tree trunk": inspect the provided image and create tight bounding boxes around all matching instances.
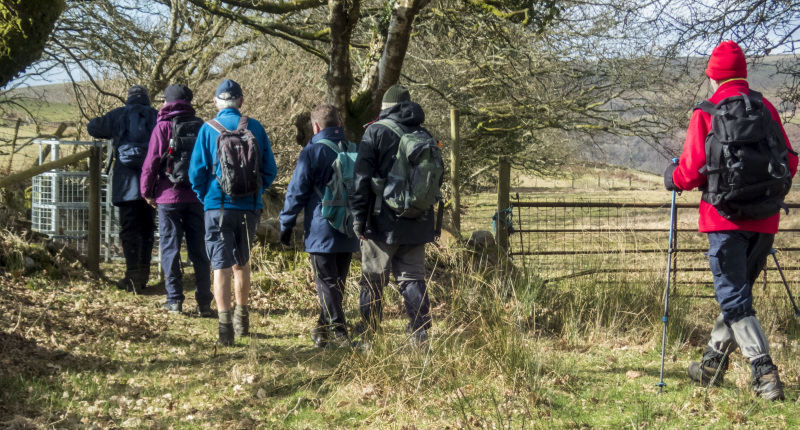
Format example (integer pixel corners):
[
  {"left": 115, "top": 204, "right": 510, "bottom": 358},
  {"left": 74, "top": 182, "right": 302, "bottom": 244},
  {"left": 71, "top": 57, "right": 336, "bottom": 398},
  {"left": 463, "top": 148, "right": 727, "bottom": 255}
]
[
  {"left": 326, "top": 0, "right": 361, "bottom": 130},
  {"left": 372, "top": 0, "right": 428, "bottom": 112},
  {"left": 0, "top": 0, "right": 65, "bottom": 87}
]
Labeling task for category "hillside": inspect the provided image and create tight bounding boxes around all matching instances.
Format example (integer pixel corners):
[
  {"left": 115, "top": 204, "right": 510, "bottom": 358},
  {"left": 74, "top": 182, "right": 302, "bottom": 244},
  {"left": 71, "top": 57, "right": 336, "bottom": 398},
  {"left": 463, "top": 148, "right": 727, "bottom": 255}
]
[{"left": 4, "top": 82, "right": 76, "bottom": 105}]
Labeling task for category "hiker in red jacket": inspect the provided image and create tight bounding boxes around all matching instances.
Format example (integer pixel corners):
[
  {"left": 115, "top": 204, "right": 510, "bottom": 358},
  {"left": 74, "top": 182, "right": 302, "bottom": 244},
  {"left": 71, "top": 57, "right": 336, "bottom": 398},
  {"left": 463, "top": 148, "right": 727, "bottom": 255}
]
[{"left": 664, "top": 41, "right": 798, "bottom": 401}]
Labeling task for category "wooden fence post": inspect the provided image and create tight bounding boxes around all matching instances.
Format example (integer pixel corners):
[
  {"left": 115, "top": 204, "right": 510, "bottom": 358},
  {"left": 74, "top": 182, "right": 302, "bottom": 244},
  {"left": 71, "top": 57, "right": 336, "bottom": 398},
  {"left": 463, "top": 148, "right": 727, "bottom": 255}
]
[
  {"left": 88, "top": 143, "right": 101, "bottom": 272},
  {"left": 6, "top": 118, "right": 21, "bottom": 171},
  {"left": 497, "top": 157, "right": 511, "bottom": 253},
  {"left": 450, "top": 108, "right": 461, "bottom": 234}
]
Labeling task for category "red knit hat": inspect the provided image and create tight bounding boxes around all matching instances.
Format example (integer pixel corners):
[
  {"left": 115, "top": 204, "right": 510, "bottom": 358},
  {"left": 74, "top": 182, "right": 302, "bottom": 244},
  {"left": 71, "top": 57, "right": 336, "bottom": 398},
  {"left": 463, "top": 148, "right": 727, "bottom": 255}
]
[{"left": 705, "top": 41, "right": 747, "bottom": 80}]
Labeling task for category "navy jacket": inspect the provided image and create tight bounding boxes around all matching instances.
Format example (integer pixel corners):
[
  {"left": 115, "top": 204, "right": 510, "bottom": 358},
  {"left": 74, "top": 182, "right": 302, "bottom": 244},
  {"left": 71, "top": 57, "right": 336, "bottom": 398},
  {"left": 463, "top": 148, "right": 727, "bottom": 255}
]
[
  {"left": 87, "top": 94, "right": 157, "bottom": 205},
  {"left": 280, "top": 127, "right": 360, "bottom": 253},
  {"left": 350, "top": 101, "right": 436, "bottom": 245}
]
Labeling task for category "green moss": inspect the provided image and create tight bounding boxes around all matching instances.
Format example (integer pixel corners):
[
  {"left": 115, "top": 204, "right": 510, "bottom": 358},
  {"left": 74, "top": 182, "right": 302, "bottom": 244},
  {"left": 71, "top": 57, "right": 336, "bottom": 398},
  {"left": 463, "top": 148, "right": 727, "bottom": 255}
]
[{"left": 0, "top": 0, "right": 66, "bottom": 88}]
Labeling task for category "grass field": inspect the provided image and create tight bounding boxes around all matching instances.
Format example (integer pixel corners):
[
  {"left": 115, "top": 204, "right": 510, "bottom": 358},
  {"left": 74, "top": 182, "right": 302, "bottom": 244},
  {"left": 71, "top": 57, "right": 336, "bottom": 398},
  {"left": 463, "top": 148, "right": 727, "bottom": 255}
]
[
  {"left": 0, "top": 98, "right": 81, "bottom": 174},
  {"left": 2, "top": 183, "right": 800, "bottom": 428}
]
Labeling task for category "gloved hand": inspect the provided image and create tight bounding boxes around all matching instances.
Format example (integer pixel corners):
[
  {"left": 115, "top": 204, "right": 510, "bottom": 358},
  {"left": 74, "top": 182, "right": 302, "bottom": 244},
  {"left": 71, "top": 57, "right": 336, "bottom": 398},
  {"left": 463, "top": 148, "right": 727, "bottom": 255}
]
[
  {"left": 279, "top": 229, "right": 292, "bottom": 246},
  {"left": 663, "top": 162, "right": 678, "bottom": 191}
]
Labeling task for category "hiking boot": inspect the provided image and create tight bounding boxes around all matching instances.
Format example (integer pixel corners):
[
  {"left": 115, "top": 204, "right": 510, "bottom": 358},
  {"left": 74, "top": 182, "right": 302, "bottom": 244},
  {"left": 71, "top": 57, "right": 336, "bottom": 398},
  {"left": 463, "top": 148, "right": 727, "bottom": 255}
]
[
  {"left": 409, "top": 329, "right": 429, "bottom": 351},
  {"left": 129, "top": 275, "right": 148, "bottom": 294},
  {"left": 688, "top": 361, "right": 725, "bottom": 386},
  {"left": 754, "top": 370, "right": 785, "bottom": 401},
  {"left": 217, "top": 322, "right": 234, "bottom": 347},
  {"left": 116, "top": 278, "right": 130, "bottom": 291},
  {"left": 196, "top": 304, "right": 215, "bottom": 318},
  {"left": 233, "top": 306, "right": 249, "bottom": 336},
  {"left": 351, "top": 323, "right": 374, "bottom": 351},
  {"left": 161, "top": 301, "right": 183, "bottom": 314},
  {"left": 688, "top": 347, "right": 728, "bottom": 386},
  {"left": 327, "top": 331, "right": 350, "bottom": 350},
  {"left": 311, "top": 326, "right": 328, "bottom": 349}
]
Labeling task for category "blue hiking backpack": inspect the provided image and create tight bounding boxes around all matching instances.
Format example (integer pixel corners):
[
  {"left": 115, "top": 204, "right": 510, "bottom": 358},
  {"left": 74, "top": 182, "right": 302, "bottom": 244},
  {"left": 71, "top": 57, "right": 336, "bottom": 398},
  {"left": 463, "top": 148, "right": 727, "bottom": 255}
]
[
  {"left": 314, "top": 139, "right": 358, "bottom": 236},
  {"left": 116, "top": 104, "right": 156, "bottom": 169}
]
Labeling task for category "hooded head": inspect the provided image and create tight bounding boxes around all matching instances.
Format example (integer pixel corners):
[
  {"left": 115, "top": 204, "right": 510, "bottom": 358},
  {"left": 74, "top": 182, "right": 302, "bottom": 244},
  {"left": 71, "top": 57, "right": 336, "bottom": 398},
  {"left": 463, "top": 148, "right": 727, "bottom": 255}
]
[
  {"left": 164, "top": 84, "right": 193, "bottom": 103},
  {"left": 705, "top": 41, "right": 747, "bottom": 81},
  {"left": 381, "top": 84, "right": 411, "bottom": 110},
  {"left": 126, "top": 85, "right": 150, "bottom": 105}
]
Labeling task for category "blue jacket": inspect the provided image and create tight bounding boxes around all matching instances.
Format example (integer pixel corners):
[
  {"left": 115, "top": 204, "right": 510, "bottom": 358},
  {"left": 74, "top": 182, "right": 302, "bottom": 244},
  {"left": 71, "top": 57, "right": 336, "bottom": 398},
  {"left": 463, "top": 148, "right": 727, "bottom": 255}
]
[
  {"left": 280, "top": 127, "right": 360, "bottom": 253},
  {"left": 87, "top": 96, "right": 157, "bottom": 205},
  {"left": 188, "top": 108, "right": 278, "bottom": 211}
]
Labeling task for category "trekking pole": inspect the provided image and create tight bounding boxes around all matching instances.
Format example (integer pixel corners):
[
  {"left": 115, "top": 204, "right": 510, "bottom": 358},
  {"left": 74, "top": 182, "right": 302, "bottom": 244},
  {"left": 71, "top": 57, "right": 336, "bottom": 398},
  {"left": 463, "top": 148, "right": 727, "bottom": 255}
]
[
  {"left": 769, "top": 248, "right": 800, "bottom": 320},
  {"left": 657, "top": 159, "right": 679, "bottom": 394}
]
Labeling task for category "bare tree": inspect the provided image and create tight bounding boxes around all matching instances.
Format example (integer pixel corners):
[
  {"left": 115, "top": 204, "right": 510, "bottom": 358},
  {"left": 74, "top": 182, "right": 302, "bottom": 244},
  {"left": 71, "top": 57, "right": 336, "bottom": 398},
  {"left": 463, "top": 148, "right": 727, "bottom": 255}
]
[
  {"left": 648, "top": 0, "right": 800, "bottom": 116},
  {"left": 186, "top": 0, "right": 561, "bottom": 138},
  {"left": 405, "top": 0, "right": 694, "bottom": 183},
  {"left": 36, "top": 0, "right": 268, "bottom": 120}
]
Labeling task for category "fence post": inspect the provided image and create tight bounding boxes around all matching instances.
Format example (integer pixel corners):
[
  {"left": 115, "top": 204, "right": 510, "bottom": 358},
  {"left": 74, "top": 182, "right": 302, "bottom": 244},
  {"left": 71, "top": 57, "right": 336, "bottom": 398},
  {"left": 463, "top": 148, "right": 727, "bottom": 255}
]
[
  {"left": 88, "top": 143, "right": 101, "bottom": 272},
  {"left": 497, "top": 157, "right": 511, "bottom": 253},
  {"left": 450, "top": 108, "right": 461, "bottom": 234},
  {"left": 5, "top": 118, "right": 21, "bottom": 171}
]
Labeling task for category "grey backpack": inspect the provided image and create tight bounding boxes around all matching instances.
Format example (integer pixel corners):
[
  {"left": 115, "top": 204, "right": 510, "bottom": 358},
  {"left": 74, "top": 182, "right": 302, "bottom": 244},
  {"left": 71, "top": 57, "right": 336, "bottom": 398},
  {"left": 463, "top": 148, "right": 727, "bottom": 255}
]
[{"left": 207, "top": 116, "right": 262, "bottom": 202}]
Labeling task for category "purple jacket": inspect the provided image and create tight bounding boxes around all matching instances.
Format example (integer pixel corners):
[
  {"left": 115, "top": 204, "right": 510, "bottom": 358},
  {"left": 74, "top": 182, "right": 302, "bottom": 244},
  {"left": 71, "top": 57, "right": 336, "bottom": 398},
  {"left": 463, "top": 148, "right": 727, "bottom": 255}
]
[{"left": 140, "top": 100, "right": 203, "bottom": 204}]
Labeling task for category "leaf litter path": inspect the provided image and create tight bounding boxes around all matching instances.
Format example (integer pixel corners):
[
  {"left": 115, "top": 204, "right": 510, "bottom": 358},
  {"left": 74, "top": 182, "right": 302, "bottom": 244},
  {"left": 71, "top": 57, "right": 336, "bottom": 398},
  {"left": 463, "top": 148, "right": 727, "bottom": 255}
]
[{"left": 2, "top": 263, "right": 800, "bottom": 428}]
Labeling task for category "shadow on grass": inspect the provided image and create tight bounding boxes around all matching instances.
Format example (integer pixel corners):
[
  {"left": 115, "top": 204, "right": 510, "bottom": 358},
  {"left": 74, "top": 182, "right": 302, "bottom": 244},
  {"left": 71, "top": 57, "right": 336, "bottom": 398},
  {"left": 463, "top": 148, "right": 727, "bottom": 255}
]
[{"left": 0, "top": 331, "right": 111, "bottom": 424}]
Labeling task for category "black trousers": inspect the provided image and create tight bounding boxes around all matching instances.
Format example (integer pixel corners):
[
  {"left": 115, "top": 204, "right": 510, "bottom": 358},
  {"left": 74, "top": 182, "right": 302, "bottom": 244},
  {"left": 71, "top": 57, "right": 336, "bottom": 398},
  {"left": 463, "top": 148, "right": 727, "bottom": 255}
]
[
  {"left": 117, "top": 200, "right": 156, "bottom": 282},
  {"left": 310, "top": 253, "right": 352, "bottom": 335}
]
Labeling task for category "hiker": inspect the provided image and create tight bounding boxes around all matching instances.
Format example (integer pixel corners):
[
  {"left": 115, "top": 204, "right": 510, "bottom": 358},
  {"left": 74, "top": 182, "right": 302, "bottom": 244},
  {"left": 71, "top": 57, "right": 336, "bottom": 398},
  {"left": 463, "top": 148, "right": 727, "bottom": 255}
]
[
  {"left": 279, "top": 104, "right": 360, "bottom": 349},
  {"left": 140, "top": 84, "right": 213, "bottom": 317},
  {"left": 188, "top": 79, "right": 277, "bottom": 346},
  {"left": 350, "top": 84, "right": 444, "bottom": 349},
  {"left": 88, "top": 85, "right": 157, "bottom": 293},
  {"left": 664, "top": 41, "right": 798, "bottom": 401}
]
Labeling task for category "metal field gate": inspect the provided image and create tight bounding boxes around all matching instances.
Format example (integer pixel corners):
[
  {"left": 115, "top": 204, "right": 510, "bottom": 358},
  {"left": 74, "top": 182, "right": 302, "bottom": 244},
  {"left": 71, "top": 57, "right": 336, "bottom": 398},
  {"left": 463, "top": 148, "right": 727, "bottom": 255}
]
[{"left": 504, "top": 196, "right": 800, "bottom": 295}]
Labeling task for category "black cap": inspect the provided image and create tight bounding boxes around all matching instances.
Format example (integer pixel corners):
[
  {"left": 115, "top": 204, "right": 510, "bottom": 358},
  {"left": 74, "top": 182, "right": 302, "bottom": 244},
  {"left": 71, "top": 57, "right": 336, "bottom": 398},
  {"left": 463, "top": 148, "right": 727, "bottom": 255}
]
[{"left": 164, "top": 84, "right": 193, "bottom": 102}]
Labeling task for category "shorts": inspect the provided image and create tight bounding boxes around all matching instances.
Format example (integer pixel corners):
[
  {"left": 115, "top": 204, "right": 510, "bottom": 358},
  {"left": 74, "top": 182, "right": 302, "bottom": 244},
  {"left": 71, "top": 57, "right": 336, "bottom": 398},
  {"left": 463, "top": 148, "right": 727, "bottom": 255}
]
[{"left": 204, "top": 209, "right": 261, "bottom": 270}]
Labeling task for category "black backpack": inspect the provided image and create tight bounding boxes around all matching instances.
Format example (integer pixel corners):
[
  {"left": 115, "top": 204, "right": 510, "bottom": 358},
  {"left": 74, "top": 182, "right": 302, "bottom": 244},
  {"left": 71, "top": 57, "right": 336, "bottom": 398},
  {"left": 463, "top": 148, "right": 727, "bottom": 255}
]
[
  {"left": 161, "top": 115, "right": 204, "bottom": 187},
  {"left": 696, "top": 90, "right": 792, "bottom": 220},
  {"left": 115, "top": 104, "right": 155, "bottom": 169},
  {"left": 207, "top": 116, "right": 262, "bottom": 204}
]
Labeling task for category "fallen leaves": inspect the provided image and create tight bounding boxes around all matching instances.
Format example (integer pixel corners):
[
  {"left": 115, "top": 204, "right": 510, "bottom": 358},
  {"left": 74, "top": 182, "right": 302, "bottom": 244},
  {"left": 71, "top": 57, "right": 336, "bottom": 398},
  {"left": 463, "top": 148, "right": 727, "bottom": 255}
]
[{"left": 625, "top": 370, "right": 642, "bottom": 379}]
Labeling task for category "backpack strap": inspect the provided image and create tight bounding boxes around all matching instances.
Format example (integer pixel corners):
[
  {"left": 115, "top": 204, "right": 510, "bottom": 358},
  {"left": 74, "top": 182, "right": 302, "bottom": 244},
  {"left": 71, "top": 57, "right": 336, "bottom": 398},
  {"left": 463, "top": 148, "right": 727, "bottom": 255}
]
[
  {"left": 375, "top": 119, "right": 405, "bottom": 137},
  {"left": 237, "top": 116, "right": 249, "bottom": 131},
  {"left": 207, "top": 118, "right": 228, "bottom": 134},
  {"left": 313, "top": 139, "right": 344, "bottom": 199},
  {"left": 371, "top": 120, "right": 407, "bottom": 216},
  {"left": 169, "top": 116, "right": 180, "bottom": 147},
  {"left": 738, "top": 92, "right": 755, "bottom": 114},
  {"left": 317, "top": 138, "right": 343, "bottom": 154},
  {"left": 694, "top": 100, "right": 726, "bottom": 116}
]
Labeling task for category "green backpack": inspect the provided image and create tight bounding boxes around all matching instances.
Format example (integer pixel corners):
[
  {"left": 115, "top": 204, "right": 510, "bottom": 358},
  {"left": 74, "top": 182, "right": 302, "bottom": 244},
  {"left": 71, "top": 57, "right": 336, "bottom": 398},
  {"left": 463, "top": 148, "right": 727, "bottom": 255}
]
[
  {"left": 372, "top": 119, "right": 444, "bottom": 219},
  {"left": 314, "top": 139, "right": 358, "bottom": 236}
]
